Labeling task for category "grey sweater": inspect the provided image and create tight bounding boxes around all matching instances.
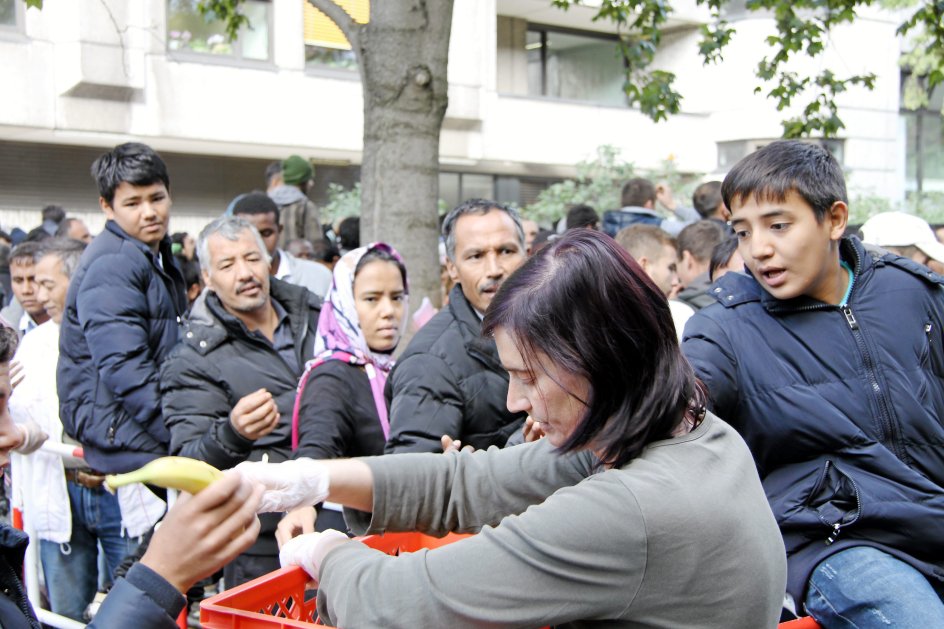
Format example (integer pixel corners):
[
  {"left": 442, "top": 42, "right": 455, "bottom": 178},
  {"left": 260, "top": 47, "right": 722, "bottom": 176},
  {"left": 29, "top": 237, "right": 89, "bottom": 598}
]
[{"left": 319, "top": 413, "right": 787, "bottom": 628}]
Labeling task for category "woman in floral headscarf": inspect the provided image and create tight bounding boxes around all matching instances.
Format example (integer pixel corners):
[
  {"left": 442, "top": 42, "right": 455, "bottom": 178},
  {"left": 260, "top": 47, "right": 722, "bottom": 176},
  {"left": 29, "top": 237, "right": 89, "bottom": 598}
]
[{"left": 279, "top": 243, "right": 408, "bottom": 539}]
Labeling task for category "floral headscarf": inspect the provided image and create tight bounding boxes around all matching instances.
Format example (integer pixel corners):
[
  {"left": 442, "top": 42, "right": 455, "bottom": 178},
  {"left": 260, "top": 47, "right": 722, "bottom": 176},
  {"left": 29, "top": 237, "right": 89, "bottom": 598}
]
[{"left": 305, "top": 242, "right": 408, "bottom": 441}]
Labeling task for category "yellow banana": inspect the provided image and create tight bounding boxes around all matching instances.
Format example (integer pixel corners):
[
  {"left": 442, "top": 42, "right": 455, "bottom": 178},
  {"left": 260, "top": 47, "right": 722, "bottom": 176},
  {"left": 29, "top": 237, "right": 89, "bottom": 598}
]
[{"left": 105, "top": 456, "right": 225, "bottom": 495}]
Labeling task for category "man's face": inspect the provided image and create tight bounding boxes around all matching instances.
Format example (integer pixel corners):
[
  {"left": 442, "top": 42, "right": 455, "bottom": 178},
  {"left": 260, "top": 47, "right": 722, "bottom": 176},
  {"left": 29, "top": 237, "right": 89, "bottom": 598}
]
[
  {"left": 66, "top": 219, "right": 93, "bottom": 244},
  {"left": 240, "top": 212, "right": 280, "bottom": 257},
  {"left": 35, "top": 254, "right": 70, "bottom": 325},
  {"left": 10, "top": 260, "right": 46, "bottom": 319},
  {"left": 677, "top": 249, "right": 704, "bottom": 287},
  {"left": 203, "top": 230, "right": 271, "bottom": 315},
  {"left": 101, "top": 181, "right": 171, "bottom": 251},
  {"left": 645, "top": 243, "right": 681, "bottom": 298},
  {"left": 446, "top": 210, "right": 525, "bottom": 314},
  {"left": 522, "top": 220, "right": 539, "bottom": 250},
  {"left": 729, "top": 191, "right": 846, "bottom": 303}
]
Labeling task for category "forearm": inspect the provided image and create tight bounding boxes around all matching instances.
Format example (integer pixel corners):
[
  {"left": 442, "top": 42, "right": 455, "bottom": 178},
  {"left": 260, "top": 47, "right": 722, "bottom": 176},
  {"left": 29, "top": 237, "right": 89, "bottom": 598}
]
[{"left": 324, "top": 458, "right": 374, "bottom": 512}]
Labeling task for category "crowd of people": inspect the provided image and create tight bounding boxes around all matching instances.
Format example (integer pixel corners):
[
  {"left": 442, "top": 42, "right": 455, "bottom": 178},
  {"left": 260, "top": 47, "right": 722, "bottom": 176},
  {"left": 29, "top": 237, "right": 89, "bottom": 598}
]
[{"left": 0, "top": 140, "right": 939, "bottom": 628}]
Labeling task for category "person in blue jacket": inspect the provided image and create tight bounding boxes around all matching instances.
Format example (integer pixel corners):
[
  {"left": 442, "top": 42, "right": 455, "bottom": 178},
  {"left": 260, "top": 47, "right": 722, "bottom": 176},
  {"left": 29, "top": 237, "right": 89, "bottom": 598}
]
[
  {"left": 683, "top": 140, "right": 944, "bottom": 627},
  {"left": 58, "top": 142, "right": 187, "bottom": 474},
  {"left": 0, "top": 322, "right": 262, "bottom": 629}
]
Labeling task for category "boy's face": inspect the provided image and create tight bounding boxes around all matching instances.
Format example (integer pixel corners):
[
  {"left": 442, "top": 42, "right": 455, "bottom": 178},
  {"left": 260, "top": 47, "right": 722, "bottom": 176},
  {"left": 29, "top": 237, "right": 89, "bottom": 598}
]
[
  {"left": 729, "top": 191, "right": 847, "bottom": 304},
  {"left": 101, "top": 181, "right": 171, "bottom": 252}
]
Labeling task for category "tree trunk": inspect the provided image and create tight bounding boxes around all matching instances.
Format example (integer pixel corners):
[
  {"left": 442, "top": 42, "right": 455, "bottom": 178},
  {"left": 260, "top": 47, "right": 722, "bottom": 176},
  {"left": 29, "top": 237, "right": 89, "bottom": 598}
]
[{"left": 356, "top": 1, "right": 454, "bottom": 314}]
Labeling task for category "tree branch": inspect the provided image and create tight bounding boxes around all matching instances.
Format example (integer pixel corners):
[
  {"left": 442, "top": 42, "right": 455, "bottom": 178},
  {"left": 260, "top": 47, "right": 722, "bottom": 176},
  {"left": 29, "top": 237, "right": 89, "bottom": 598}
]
[{"left": 307, "top": 0, "right": 361, "bottom": 50}]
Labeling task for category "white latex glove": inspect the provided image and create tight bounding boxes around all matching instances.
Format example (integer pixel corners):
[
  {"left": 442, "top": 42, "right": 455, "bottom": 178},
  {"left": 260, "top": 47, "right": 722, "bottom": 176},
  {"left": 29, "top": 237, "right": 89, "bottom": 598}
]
[
  {"left": 234, "top": 458, "right": 330, "bottom": 513},
  {"left": 279, "top": 529, "right": 354, "bottom": 582}
]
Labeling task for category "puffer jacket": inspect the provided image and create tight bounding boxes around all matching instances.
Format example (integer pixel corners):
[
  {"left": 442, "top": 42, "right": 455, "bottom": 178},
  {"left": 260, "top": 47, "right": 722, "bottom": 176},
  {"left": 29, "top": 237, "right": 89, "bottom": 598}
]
[
  {"left": 682, "top": 236, "right": 944, "bottom": 601},
  {"left": 160, "top": 278, "right": 320, "bottom": 471},
  {"left": 58, "top": 221, "right": 187, "bottom": 473},
  {"left": 160, "top": 278, "right": 320, "bottom": 564},
  {"left": 385, "top": 284, "right": 526, "bottom": 453}
]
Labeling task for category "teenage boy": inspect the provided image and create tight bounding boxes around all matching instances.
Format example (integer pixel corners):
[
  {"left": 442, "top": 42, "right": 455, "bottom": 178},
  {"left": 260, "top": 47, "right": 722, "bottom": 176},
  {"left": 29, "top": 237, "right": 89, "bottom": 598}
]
[
  {"left": 58, "top": 143, "right": 188, "bottom": 475},
  {"left": 683, "top": 141, "right": 944, "bottom": 626}
]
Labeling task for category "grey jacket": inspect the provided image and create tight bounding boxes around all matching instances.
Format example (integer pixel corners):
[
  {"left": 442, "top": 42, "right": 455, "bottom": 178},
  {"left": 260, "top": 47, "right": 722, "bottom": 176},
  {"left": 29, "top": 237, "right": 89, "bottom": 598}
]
[
  {"left": 321, "top": 413, "right": 787, "bottom": 628},
  {"left": 268, "top": 185, "right": 322, "bottom": 245}
]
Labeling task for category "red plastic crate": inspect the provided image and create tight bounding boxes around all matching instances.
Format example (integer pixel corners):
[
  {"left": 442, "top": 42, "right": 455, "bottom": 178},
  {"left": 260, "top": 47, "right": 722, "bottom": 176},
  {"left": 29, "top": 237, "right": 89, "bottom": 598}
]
[{"left": 200, "top": 531, "right": 470, "bottom": 628}]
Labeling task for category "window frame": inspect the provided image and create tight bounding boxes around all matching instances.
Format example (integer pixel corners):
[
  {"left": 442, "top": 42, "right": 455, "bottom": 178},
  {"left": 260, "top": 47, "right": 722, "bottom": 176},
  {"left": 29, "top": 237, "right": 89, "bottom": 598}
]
[
  {"left": 165, "top": 0, "right": 276, "bottom": 69},
  {"left": 0, "top": 0, "right": 26, "bottom": 40}
]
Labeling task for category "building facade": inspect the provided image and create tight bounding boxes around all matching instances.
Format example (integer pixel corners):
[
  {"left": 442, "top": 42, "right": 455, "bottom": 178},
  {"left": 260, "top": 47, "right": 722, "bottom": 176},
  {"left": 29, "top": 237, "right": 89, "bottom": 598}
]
[{"left": 0, "top": 0, "right": 909, "bottom": 235}]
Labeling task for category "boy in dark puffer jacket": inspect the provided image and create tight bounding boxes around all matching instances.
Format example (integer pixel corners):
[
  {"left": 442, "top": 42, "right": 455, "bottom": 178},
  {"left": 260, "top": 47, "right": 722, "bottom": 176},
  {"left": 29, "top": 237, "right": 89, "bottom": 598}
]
[{"left": 683, "top": 141, "right": 944, "bottom": 627}]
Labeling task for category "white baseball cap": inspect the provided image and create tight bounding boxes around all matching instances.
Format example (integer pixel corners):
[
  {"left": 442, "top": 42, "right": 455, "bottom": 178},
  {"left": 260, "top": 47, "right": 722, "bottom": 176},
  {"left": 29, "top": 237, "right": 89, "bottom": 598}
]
[{"left": 860, "top": 211, "right": 944, "bottom": 264}]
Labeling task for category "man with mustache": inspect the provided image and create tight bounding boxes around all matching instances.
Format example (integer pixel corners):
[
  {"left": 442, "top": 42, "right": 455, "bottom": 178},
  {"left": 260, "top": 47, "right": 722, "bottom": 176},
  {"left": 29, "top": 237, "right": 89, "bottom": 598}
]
[
  {"left": 160, "top": 215, "right": 321, "bottom": 587},
  {"left": 385, "top": 199, "right": 528, "bottom": 453}
]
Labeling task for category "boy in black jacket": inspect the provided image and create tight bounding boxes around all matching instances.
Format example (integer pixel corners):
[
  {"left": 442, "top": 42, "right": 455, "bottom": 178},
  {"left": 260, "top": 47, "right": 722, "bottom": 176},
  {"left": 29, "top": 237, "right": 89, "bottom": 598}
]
[{"left": 683, "top": 141, "right": 944, "bottom": 626}]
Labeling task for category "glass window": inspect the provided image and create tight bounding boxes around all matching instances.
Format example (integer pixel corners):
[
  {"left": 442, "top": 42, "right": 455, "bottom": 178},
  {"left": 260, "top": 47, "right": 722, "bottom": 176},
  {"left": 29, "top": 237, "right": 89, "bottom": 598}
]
[
  {"left": 167, "top": 0, "right": 272, "bottom": 62},
  {"left": 526, "top": 26, "right": 626, "bottom": 106},
  {"left": 0, "top": 0, "right": 19, "bottom": 28},
  {"left": 304, "top": 0, "right": 368, "bottom": 71},
  {"left": 460, "top": 174, "right": 495, "bottom": 201}
]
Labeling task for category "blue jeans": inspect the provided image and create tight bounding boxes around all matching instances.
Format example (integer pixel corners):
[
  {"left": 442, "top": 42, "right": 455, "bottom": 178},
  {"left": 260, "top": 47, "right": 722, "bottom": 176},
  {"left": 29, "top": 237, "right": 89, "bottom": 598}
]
[
  {"left": 805, "top": 546, "right": 944, "bottom": 628},
  {"left": 39, "top": 480, "right": 139, "bottom": 621}
]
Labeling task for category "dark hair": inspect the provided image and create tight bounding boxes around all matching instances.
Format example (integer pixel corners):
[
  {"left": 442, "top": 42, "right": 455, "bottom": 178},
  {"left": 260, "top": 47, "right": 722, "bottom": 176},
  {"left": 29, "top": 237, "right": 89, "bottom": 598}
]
[
  {"left": 9, "top": 241, "right": 43, "bottom": 266},
  {"left": 36, "top": 237, "right": 86, "bottom": 278},
  {"left": 41, "top": 205, "right": 66, "bottom": 224},
  {"left": 354, "top": 244, "right": 408, "bottom": 293},
  {"left": 441, "top": 198, "right": 525, "bottom": 260},
  {"left": 175, "top": 255, "right": 202, "bottom": 290},
  {"left": 677, "top": 220, "right": 726, "bottom": 263},
  {"left": 565, "top": 204, "right": 600, "bottom": 230},
  {"left": 482, "top": 229, "right": 705, "bottom": 469},
  {"left": 721, "top": 140, "right": 846, "bottom": 222},
  {"left": 264, "top": 161, "right": 282, "bottom": 187},
  {"left": 692, "top": 181, "right": 723, "bottom": 218},
  {"left": 170, "top": 232, "right": 189, "bottom": 246},
  {"left": 232, "top": 191, "right": 280, "bottom": 225},
  {"left": 338, "top": 216, "right": 361, "bottom": 251},
  {"left": 24, "top": 227, "right": 51, "bottom": 243},
  {"left": 620, "top": 177, "right": 656, "bottom": 208},
  {"left": 91, "top": 142, "right": 170, "bottom": 206},
  {"left": 0, "top": 325, "right": 17, "bottom": 363},
  {"left": 311, "top": 238, "right": 340, "bottom": 264},
  {"left": 530, "top": 228, "right": 557, "bottom": 254},
  {"left": 709, "top": 236, "right": 740, "bottom": 281}
]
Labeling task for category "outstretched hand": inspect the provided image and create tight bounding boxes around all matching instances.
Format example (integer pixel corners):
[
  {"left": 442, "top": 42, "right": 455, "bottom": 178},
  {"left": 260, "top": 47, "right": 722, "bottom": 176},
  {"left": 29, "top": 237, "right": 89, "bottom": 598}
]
[{"left": 141, "top": 471, "right": 262, "bottom": 594}]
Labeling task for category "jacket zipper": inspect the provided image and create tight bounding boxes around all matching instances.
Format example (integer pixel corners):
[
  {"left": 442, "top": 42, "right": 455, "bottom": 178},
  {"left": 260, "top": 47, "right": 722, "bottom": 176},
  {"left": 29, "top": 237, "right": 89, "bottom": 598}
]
[{"left": 814, "top": 461, "right": 862, "bottom": 545}]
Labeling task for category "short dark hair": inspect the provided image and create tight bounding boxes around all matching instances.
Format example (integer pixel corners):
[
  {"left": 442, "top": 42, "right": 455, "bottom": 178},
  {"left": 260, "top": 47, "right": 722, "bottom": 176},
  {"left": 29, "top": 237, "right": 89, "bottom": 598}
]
[
  {"left": 9, "top": 241, "right": 43, "bottom": 267},
  {"left": 721, "top": 140, "right": 846, "bottom": 222},
  {"left": 311, "top": 238, "right": 340, "bottom": 264},
  {"left": 620, "top": 178, "right": 656, "bottom": 208},
  {"left": 709, "top": 236, "right": 740, "bottom": 281},
  {"left": 565, "top": 204, "right": 599, "bottom": 230},
  {"left": 0, "top": 325, "right": 17, "bottom": 363},
  {"left": 231, "top": 191, "right": 280, "bottom": 225},
  {"left": 91, "top": 142, "right": 170, "bottom": 206},
  {"left": 264, "top": 161, "right": 282, "bottom": 187},
  {"left": 692, "top": 181, "right": 723, "bottom": 218},
  {"left": 175, "top": 255, "right": 202, "bottom": 290},
  {"left": 441, "top": 198, "right": 525, "bottom": 260},
  {"left": 37, "top": 237, "right": 86, "bottom": 278},
  {"left": 338, "top": 216, "right": 361, "bottom": 251},
  {"left": 483, "top": 229, "right": 704, "bottom": 469},
  {"left": 41, "top": 205, "right": 66, "bottom": 224},
  {"left": 677, "top": 220, "right": 726, "bottom": 264},
  {"left": 354, "top": 243, "right": 408, "bottom": 294}
]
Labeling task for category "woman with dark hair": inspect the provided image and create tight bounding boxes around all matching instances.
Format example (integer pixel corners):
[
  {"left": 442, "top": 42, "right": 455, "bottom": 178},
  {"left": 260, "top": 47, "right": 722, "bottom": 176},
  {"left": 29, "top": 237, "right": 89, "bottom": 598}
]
[
  {"left": 239, "top": 230, "right": 786, "bottom": 628},
  {"left": 278, "top": 243, "right": 408, "bottom": 539}
]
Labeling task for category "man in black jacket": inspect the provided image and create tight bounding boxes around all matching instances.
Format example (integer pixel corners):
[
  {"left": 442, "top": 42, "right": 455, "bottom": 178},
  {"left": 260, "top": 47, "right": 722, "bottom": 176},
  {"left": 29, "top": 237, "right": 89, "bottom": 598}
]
[
  {"left": 385, "top": 199, "right": 528, "bottom": 453},
  {"left": 160, "top": 215, "right": 321, "bottom": 587}
]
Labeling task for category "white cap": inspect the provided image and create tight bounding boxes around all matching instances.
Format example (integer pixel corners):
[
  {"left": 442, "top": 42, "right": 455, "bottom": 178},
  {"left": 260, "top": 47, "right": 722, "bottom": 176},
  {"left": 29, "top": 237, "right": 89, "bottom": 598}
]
[{"left": 859, "top": 211, "right": 944, "bottom": 264}]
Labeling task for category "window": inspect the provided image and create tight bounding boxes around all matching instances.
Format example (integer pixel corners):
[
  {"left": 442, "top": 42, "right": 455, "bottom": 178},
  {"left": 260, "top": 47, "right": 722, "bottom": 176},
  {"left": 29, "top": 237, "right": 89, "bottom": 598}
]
[
  {"left": 526, "top": 26, "right": 627, "bottom": 106},
  {"left": 167, "top": 0, "right": 272, "bottom": 62},
  {"left": 902, "top": 73, "right": 944, "bottom": 193},
  {"left": 0, "top": 0, "right": 22, "bottom": 31},
  {"left": 304, "top": 0, "right": 368, "bottom": 71}
]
